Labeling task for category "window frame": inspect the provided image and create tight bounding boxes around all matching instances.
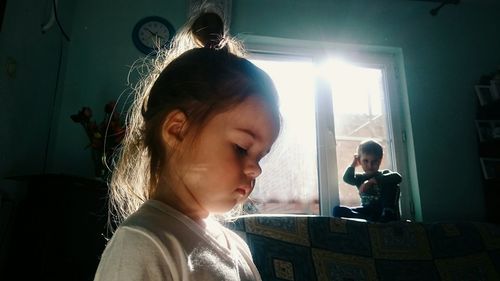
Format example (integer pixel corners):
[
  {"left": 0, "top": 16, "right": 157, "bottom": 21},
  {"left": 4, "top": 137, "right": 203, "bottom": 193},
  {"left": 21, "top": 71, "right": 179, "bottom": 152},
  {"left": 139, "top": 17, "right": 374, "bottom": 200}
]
[{"left": 242, "top": 35, "right": 414, "bottom": 220}]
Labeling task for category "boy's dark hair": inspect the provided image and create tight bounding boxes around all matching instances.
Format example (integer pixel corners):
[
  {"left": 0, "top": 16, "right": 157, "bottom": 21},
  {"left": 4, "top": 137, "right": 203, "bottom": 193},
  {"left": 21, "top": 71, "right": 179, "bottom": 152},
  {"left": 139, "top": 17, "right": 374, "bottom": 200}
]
[{"left": 358, "top": 139, "right": 383, "bottom": 159}]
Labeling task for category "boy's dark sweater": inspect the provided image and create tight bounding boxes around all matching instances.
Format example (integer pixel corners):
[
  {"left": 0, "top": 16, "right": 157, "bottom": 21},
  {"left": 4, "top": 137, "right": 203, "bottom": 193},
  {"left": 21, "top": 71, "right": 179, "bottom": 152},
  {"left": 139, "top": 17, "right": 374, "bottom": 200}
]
[{"left": 343, "top": 166, "right": 402, "bottom": 208}]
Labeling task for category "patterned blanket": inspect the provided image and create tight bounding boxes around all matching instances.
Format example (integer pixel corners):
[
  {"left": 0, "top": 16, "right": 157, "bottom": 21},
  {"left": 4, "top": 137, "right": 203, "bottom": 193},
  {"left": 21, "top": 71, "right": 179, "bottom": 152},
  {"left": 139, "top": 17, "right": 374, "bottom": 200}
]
[{"left": 226, "top": 215, "right": 500, "bottom": 281}]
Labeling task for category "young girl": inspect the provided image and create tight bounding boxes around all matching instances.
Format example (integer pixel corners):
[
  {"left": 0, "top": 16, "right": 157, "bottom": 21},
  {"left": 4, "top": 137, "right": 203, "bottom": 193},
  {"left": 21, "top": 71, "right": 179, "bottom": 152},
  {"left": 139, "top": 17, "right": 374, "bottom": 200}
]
[{"left": 93, "top": 12, "right": 281, "bottom": 281}]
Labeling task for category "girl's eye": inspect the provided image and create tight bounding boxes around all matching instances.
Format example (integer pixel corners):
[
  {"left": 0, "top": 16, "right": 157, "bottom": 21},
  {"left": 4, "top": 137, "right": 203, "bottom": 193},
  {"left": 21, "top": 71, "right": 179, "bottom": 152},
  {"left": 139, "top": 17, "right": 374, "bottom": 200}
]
[{"left": 235, "top": 145, "right": 248, "bottom": 156}]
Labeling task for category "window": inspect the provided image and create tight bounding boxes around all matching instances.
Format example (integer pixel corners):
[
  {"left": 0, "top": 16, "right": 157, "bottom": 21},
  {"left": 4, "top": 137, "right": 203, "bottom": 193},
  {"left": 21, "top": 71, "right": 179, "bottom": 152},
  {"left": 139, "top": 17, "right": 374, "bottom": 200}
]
[
  {"left": 326, "top": 60, "right": 396, "bottom": 208},
  {"left": 250, "top": 57, "right": 319, "bottom": 214},
  {"left": 244, "top": 36, "right": 411, "bottom": 219}
]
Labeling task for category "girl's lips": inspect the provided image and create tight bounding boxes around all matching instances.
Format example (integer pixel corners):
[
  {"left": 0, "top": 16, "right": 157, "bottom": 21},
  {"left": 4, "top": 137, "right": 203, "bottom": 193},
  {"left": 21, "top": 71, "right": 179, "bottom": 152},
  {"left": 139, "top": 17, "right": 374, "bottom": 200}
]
[{"left": 236, "top": 185, "right": 252, "bottom": 196}]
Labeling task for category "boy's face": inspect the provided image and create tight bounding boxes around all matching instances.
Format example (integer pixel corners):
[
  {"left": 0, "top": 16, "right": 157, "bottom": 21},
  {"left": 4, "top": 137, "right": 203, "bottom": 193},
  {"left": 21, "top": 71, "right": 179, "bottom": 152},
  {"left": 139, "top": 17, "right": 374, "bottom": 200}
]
[{"left": 359, "top": 153, "right": 381, "bottom": 175}]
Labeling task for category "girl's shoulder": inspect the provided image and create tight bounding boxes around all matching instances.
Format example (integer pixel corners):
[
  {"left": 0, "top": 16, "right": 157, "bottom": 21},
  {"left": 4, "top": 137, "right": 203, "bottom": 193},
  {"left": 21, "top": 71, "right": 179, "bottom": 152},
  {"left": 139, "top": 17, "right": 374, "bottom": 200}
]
[
  {"left": 220, "top": 221, "right": 252, "bottom": 250},
  {"left": 122, "top": 200, "right": 182, "bottom": 227},
  {"left": 120, "top": 200, "right": 203, "bottom": 242}
]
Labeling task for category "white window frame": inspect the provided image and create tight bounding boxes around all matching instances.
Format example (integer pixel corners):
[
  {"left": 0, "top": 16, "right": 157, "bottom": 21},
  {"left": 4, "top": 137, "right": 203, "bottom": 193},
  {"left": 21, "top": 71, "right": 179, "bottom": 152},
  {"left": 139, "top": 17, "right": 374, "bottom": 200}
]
[{"left": 241, "top": 35, "right": 414, "bottom": 220}]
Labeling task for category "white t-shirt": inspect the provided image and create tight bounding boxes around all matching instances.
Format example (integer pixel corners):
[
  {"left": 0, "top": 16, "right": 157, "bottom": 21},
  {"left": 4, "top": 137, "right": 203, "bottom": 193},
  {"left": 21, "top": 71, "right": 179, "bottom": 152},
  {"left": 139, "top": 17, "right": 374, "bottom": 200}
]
[{"left": 94, "top": 200, "right": 261, "bottom": 281}]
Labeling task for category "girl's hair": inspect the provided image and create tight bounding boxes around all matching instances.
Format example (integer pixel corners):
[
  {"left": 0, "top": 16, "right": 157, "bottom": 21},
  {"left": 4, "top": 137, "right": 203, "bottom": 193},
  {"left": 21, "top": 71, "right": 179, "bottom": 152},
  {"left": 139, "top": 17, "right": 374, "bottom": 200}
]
[
  {"left": 108, "top": 11, "right": 280, "bottom": 227},
  {"left": 358, "top": 139, "right": 383, "bottom": 159}
]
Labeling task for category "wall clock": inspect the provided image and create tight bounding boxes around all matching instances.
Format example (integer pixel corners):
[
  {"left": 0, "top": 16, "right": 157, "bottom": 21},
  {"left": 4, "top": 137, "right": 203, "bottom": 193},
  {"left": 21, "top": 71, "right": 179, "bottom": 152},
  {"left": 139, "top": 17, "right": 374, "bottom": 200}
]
[{"left": 132, "top": 16, "right": 175, "bottom": 55}]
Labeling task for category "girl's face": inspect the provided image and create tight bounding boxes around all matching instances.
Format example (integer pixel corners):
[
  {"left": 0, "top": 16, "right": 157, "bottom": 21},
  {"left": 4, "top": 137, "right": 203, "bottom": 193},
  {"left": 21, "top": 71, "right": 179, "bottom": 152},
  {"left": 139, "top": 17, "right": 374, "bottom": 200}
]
[{"left": 160, "top": 96, "right": 279, "bottom": 220}]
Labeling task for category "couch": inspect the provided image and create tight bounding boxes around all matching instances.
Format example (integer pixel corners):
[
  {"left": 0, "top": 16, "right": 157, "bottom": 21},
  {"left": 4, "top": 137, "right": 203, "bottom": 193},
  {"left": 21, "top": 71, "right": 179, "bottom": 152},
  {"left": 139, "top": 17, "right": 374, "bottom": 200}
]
[
  {"left": 226, "top": 215, "right": 500, "bottom": 281},
  {"left": 3, "top": 174, "right": 499, "bottom": 280}
]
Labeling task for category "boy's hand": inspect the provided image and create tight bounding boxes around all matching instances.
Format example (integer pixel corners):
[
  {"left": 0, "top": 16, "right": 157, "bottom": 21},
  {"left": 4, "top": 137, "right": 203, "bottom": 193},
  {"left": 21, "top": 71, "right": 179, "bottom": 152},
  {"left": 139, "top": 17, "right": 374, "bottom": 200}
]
[
  {"left": 351, "top": 154, "right": 360, "bottom": 167},
  {"left": 359, "top": 178, "right": 377, "bottom": 194}
]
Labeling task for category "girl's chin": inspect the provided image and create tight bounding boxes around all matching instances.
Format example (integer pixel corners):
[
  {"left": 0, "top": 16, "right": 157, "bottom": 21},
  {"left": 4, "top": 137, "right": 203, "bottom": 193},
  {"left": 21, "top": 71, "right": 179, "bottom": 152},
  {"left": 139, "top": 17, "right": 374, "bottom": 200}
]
[{"left": 209, "top": 201, "right": 240, "bottom": 214}]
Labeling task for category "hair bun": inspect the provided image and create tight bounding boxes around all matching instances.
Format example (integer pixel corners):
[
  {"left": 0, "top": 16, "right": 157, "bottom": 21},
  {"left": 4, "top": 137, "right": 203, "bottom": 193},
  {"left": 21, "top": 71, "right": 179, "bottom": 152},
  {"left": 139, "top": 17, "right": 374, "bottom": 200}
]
[{"left": 191, "top": 12, "right": 225, "bottom": 49}]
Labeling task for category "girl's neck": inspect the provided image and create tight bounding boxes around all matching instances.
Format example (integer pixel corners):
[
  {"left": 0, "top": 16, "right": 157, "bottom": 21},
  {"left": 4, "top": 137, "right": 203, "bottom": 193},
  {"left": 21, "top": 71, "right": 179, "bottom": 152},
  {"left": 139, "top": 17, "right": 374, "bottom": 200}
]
[{"left": 152, "top": 179, "right": 209, "bottom": 225}]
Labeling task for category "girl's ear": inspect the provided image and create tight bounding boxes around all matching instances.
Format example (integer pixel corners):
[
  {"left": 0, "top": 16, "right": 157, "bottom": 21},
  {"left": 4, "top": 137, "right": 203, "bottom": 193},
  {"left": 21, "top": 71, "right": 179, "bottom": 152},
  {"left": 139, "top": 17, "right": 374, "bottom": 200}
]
[{"left": 161, "top": 110, "right": 188, "bottom": 147}]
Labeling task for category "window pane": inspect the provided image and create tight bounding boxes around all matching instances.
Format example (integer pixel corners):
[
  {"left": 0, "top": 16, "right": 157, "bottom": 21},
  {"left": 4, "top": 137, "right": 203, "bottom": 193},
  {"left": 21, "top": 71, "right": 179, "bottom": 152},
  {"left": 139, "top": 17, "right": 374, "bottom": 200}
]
[
  {"left": 327, "top": 60, "right": 394, "bottom": 207},
  {"left": 249, "top": 58, "right": 319, "bottom": 214}
]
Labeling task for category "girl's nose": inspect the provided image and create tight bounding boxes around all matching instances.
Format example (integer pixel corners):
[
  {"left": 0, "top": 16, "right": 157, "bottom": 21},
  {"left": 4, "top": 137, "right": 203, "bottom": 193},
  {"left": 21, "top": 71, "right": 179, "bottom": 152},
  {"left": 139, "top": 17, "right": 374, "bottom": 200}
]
[{"left": 244, "top": 161, "right": 262, "bottom": 179}]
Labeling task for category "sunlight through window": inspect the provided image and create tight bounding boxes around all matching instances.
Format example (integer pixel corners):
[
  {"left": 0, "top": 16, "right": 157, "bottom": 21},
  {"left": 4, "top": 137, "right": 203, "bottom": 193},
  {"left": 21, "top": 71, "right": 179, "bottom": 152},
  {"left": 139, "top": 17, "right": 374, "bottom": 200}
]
[
  {"left": 250, "top": 58, "right": 319, "bottom": 214},
  {"left": 327, "top": 59, "right": 394, "bottom": 207},
  {"left": 248, "top": 56, "right": 395, "bottom": 214}
]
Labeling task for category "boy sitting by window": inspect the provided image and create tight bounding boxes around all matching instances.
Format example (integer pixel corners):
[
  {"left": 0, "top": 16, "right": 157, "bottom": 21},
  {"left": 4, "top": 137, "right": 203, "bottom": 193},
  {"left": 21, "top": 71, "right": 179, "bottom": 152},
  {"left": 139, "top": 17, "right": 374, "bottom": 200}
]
[{"left": 333, "top": 139, "right": 402, "bottom": 222}]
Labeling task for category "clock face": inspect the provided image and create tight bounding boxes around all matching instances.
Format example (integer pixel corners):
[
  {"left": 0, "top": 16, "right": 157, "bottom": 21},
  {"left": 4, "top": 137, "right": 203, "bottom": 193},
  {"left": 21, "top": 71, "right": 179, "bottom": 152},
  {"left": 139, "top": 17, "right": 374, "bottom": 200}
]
[{"left": 132, "top": 16, "right": 175, "bottom": 54}]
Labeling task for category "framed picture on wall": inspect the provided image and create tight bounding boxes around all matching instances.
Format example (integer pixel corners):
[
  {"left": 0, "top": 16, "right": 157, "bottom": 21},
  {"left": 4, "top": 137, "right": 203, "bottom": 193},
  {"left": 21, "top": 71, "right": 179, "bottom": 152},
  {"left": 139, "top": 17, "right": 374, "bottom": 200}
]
[
  {"left": 480, "top": 158, "right": 500, "bottom": 180},
  {"left": 475, "top": 85, "right": 494, "bottom": 106}
]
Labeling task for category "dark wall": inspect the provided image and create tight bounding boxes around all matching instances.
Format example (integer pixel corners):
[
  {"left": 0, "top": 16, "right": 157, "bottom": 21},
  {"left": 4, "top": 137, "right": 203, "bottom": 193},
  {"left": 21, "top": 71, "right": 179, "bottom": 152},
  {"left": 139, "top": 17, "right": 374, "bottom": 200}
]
[{"left": 2, "top": 0, "right": 500, "bottom": 225}]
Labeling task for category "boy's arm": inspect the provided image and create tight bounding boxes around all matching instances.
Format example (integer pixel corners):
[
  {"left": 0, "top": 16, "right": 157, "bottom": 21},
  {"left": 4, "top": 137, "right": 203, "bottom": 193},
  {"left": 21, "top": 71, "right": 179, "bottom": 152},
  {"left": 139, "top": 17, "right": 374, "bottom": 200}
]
[
  {"left": 343, "top": 166, "right": 364, "bottom": 187},
  {"left": 380, "top": 170, "right": 402, "bottom": 185},
  {"left": 343, "top": 154, "right": 363, "bottom": 187},
  {"left": 343, "top": 166, "right": 357, "bottom": 185},
  {"left": 359, "top": 178, "right": 377, "bottom": 194}
]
